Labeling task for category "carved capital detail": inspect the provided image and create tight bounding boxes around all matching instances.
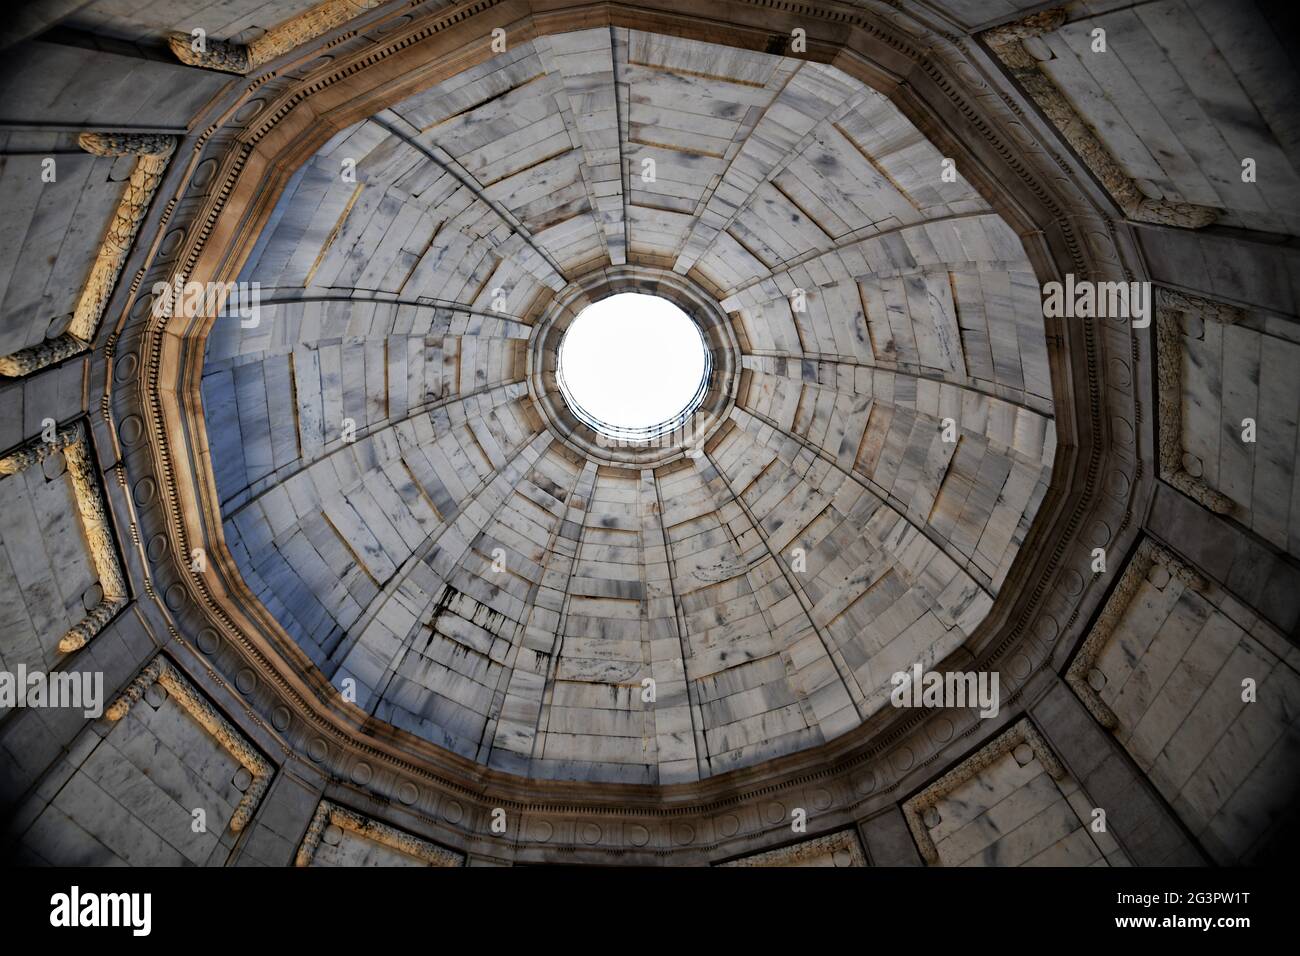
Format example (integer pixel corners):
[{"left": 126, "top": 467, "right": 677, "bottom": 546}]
[
  {"left": 169, "top": 0, "right": 382, "bottom": 74},
  {"left": 1155, "top": 287, "right": 1242, "bottom": 514},
  {"left": 902, "top": 717, "right": 1066, "bottom": 865},
  {"left": 295, "top": 799, "right": 463, "bottom": 867},
  {"left": 983, "top": 9, "right": 1219, "bottom": 229},
  {"left": 1066, "top": 538, "right": 1205, "bottom": 728},
  {"left": 106, "top": 655, "right": 274, "bottom": 833},
  {"left": 0, "top": 422, "right": 128, "bottom": 653}
]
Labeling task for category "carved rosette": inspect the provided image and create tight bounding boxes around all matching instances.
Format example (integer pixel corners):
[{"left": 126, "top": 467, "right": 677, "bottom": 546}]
[
  {"left": 1154, "top": 287, "right": 1243, "bottom": 514},
  {"left": 0, "top": 422, "right": 129, "bottom": 653},
  {"left": 983, "top": 9, "right": 1218, "bottom": 229},
  {"left": 0, "top": 134, "right": 175, "bottom": 379},
  {"left": 903, "top": 718, "right": 1066, "bottom": 865},
  {"left": 1065, "top": 538, "right": 1205, "bottom": 728},
  {"left": 106, "top": 656, "right": 274, "bottom": 833},
  {"left": 295, "top": 800, "right": 463, "bottom": 866},
  {"left": 168, "top": 0, "right": 382, "bottom": 74}
]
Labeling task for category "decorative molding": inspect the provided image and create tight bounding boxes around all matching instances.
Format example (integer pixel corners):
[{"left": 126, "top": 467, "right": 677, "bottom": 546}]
[
  {"left": 720, "top": 829, "right": 866, "bottom": 867},
  {"left": 0, "top": 422, "right": 128, "bottom": 654},
  {"left": 1155, "top": 287, "right": 1242, "bottom": 514},
  {"left": 982, "top": 8, "right": 1219, "bottom": 229},
  {"left": 981, "top": 8, "right": 1067, "bottom": 43},
  {"left": 70, "top": 134, "right": 177, "bottom": 345},
  {"left": 78, "top": 133, "right": 176, "bottom": 158},
  {"left": 109, "top": 0, "right": 1140, "bottom": 862},
  {"left": 295, "top": 799, "right": 464, "bottom": 866},
  {"left": 902, "top": 717, "right": 1066, "bottom": 865},
  {"left": 0, "top": 134, "right": 175, "bottom": 378},
  {"left": 56, "top": 429, "right": 129, "bottom": 653},
  {"left": 168, "top": 35, "right": 254, "bottom": 73},
  {"left": 1065, "top": 537, "right": 1205, "bottom": 728},
  {"left": 1156, "top": 288, "right": 1248, "bottom": 327},
  {"left": 169, "top": 0, "right": 382, "bottom": 74},
  {"left": 106, "top": 655, "right": 274, "bottom": 833},
  {"left": 527, "top": 264, "right": 740, "bottom": 469},
  {"left": 0, "top": 336, "right": 89, "bottom": 377}
]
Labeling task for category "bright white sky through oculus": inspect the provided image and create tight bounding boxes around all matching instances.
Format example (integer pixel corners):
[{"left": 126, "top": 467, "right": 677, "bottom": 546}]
[{"left": 558, "top": 293, "right": 706, "bottom": 429}]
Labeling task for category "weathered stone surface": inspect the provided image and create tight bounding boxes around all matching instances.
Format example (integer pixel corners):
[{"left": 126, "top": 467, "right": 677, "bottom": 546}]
[{"left": 0, "top": 0, "right": 1296, "bottom": 869}]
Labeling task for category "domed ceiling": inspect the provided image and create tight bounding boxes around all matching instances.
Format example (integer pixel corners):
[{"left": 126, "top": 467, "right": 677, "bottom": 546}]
[
  {"left": 199, "top": 29, "right": 1054, "bottom": 784},
  {"left": 9, "top": 0, "right": 1300, "bottom": 873}
]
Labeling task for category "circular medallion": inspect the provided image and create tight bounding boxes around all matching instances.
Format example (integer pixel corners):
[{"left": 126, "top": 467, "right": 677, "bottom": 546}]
[
  {"left": 190, "top": 158, "right": 219, "bottom": 190},
  {"left": 529, "top": 819, "right": 553, "bottom": 843},
  {"left": 132, "top": 477, "right": 157, "bottom": 506},
  {"left": 119, "top": 415, "right": 144, "bottom": 446},
  {"left": 271, "top": 704, "right": 291, "bottom": 731},
  {"left": 163, "top": 583, "right": 187, "bottom": 611},
  {"left": 114, "top": 353, "right": 138, "bottom": 382},
  {"left": 196, "top": 628, "right": 219, "bottom": 655}
]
